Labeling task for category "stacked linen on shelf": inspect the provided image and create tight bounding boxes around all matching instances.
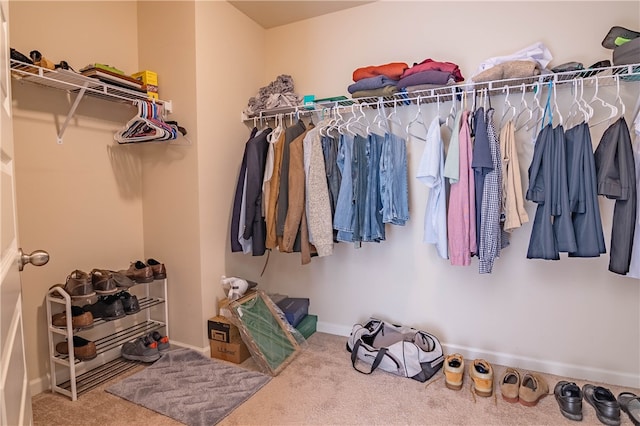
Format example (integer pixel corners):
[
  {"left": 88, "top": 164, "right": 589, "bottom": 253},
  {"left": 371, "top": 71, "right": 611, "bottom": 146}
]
[
  {"left": 397, "top": 58, "right": 465, "bottom": 92},
  {"left": 349, "top": 62, "right": 407, "bottom": 98}
]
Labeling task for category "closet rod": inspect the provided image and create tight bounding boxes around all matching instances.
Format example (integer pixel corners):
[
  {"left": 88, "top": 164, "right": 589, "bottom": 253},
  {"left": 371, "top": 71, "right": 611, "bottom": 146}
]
[{"left": 248, "top": 62, "right": 640, "bottom": 123}]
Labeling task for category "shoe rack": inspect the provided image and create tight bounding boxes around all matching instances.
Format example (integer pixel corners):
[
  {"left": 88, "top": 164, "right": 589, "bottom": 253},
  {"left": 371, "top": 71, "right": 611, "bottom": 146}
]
[
  {"left": 45, "top": 278, "right": 168, "bottom": 401},
  {"left": 9, "top": 59, "right": 172, "bottom": 144}
]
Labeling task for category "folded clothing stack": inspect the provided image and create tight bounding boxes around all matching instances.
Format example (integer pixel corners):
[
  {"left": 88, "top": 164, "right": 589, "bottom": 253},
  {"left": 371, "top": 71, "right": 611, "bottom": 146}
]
[
  {"left": 349, "top": 62, "right": 407, "bottom": 98},
  {"left": 244, "top": 75, "right": 301, "bottom": 117},
  {"left": 398, "top": 58, "right": 464, "bottom": 91}
]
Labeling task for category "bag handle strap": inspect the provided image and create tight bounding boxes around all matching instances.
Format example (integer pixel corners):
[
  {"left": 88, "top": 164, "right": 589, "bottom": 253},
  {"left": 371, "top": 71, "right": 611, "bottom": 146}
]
[{"left": 350, "top": 339, "right": 388, "bottom": 375}]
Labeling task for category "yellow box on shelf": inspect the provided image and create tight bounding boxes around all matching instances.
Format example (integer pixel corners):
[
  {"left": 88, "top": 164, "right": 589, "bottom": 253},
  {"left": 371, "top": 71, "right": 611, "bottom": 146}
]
[{"left": 132, "top": 70, "right": 158, "bottom": 100}]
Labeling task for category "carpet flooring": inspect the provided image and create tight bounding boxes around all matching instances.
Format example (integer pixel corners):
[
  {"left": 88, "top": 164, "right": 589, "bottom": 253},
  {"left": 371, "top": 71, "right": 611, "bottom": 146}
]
[{"left": 32, "top": 332, "right": 640, "bottom": 425}]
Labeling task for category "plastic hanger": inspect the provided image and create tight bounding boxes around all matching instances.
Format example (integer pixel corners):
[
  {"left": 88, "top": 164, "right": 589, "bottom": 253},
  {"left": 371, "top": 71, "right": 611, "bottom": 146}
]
[
  {"left": 115, "top": 100, "right": 170, "bottom": 143},
  {"left": 552, "top": 81, "right": 564, "bottom": 127},
  {"left": 406, "top": 97, "right": 428, "bottom": 142},
  {"left": 385, "top": 100, "right": 404, "bottom": 136},
  {"left": 514, "top": 83, "right": 533, "bottom": 132},
  {"left": 499, "top": 85, "right": 516, "bottom": 129},
  {"left": 588, "top": 77, "right": 618, "bottom": 128},
  {"left": 613, "top": 75, "right": 626, "bottom": 118},
  {"left": 445, "top": 87, "right": 458, "bottom": 131},
  {"left": 525, "top": 81, "right": 545, "bottom": 131}
]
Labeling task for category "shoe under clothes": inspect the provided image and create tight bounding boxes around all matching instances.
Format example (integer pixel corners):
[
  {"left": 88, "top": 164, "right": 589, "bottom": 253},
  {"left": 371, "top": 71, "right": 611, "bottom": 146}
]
[
  {"left": 555, "top": 381, "right": 583, "bottom": 421},
  {"left": 121, "top": 335, "right": 161, "bottom": 362},
  {"left": 519, "top": 372, "right": 549, "bottom": 406}
]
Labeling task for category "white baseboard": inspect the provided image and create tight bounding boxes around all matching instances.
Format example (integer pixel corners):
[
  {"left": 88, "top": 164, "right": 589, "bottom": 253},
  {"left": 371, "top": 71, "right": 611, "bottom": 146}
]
[{"left": 318, "top": 321, "right": 640, "bottom": 389}]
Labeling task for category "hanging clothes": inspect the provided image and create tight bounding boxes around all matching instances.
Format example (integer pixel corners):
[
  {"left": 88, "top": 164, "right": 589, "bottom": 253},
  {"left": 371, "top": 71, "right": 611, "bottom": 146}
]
[
  {"left": 231, "top": 127, "right": 272, "bottom": 256},
  {"left": 363, "top": 133, "right": 385, "bottom": 242},
  {"left": 500, "top": 120, "right": 529, "bottom": 232},
  {"left": 231, "top": 127, "right": 257, "bottom": 253},
  {"left": 448, "top": 111, "right": 476, "bottom": 265},
  {"left": 416, "top": 116, "right": 447, "bottom": 259},
  {"left": 265, "top": 130, "right": 286, "bottom": 250},
  {"left": 628, "top": 110, "right": 640, "bottom": 279},
  {"left": 276, "top": 120, "right": 306, "bottom": 250},
  {"left": 334, "top": 133, "right": 356, "bottom": 242},
  {"left": 282, "top": 124, "right": 314, "bottom": 264},
  {"left": 443, "top": 110, "right": 463, "bottom": 184},
  {"left": 551, "top": 125, "right": 577, "bottom": 253},
  {"left": 380, "top": 132, "right": 410, "bottom": 226},
  {"left": 594, "top": 117, "right": 637, "bottom": 275},
  {"left": 471, "top": 106, "right": 492, "bottom": 252},
  {"left": 321, "top": 133, "right": 342, "bottom": 222},
  {"left": 565, "top": 122, "right": 606, "bottom": 257},
  {"left": 303, "top": 124, "right": 334, "bottom": 257},
  {"left": 478, "top": 108, "right": 505, "bottom": 273}
]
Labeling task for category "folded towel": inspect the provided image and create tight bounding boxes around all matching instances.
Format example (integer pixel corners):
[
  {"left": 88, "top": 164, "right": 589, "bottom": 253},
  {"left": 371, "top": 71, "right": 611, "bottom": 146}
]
[
  {"left": 401, "top": 58, "right": 464, "bottom": 82},
  {"left": 397, "top": 70, "right": 453, "bottom": 89},
  {"left": 351, "top": 86, "right": 399, "bottom": 98},
  {"left": 348, "top": 75, "right": 399, "bottom": 94},
  {"left": 353, "top": 62, "right": 408, "bottom": 81},
  {"left": 472, "top": 60, "right": 541, "bottom": 83}
]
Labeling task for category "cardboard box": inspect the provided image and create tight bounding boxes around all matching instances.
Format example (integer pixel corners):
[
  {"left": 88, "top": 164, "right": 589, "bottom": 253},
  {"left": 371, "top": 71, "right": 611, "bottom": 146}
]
[
  {"left": 209, "top": 336, "right": 250, "bottom": 364},
  {"left": 295, "top": 314, "right": 317, "bottom": 340},
  {"left": 132, "top": 70, "right": 158, "bottom": 100},
  {"left": 207, "top": 315, "right": 240, "bottom": 343},
  {"left": 276, "top": 297, "right": 309, "bottom": 327}
]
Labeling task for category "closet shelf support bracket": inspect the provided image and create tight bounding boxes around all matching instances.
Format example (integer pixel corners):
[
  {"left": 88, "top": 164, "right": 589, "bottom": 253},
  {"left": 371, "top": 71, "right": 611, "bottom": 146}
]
[{"left": 57, "top": 83, "right": 89, "bottom": 144}]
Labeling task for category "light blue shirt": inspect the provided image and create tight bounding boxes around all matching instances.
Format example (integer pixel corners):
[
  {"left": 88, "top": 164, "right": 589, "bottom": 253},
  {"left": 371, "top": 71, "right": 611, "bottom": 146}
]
[{"left": 417, "top": 116, "right": 448, "bottom": 259}]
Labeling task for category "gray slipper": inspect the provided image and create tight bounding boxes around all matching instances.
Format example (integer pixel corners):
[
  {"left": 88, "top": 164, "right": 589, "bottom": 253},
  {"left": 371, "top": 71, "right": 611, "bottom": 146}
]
[
  {"left": 602, "top": 26, "right": 640, "bottom": 49},
  {"left": 618, "top": 392, "right": 640, "bottom": 426}
]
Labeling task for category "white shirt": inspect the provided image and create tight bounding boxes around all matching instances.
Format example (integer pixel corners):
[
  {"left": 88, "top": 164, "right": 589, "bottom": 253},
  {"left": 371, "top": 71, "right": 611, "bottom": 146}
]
[{"left": 416, "top": 116, "right": 448, "bottom": 259}]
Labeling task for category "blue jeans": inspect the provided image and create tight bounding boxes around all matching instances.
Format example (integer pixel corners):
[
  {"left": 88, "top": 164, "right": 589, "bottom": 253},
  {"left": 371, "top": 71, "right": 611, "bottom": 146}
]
[
  {"left": 380, "top": 133, "right": 409, "bottom": 225},
  {"left": 363, "top": 133, "right": 385, "bottom": 241},
  {"left": 334, "top": 134, "right": 354, "bottom": 241}
]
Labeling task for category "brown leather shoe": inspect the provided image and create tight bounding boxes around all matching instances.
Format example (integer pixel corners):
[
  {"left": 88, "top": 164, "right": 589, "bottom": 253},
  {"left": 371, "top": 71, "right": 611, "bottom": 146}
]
[
  {"left": 146, "top": 258, "right": 166, "bottom": 279},
  {"left": 63, "top": 270, "right": 95, "bottom": 298},
  {"left": 55, "top": 336, "right": 97, "bottom": 360},
  {"left": 90, "top": 269, "right": 118, "bottom": 294},
  {"left": 51, "top": 306, "right": 93, "bottom": 329},
  {"left": 120, "top": 261, "right": 153, "bottom": 283}
]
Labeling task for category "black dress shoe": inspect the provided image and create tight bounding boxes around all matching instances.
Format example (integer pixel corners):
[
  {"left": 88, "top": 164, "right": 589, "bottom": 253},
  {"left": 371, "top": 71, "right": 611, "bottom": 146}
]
[
  {"left": 583, "top": 384, "right": 621, "bottom": 426},
  {"left": 555, "top": 381, "right": 583, "bottom": 421}
]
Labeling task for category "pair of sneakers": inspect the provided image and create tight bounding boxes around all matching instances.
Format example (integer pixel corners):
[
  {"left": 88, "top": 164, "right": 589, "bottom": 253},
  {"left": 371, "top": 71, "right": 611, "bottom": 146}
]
[
  {"left": 121, "top": 331, "right": 170, "bottom": 363},
  {"left": 443, "top": 354, "right": 494, "bottom": 397}
]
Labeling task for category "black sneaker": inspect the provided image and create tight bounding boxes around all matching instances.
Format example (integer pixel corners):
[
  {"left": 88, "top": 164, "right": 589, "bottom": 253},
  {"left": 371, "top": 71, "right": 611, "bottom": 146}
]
[
  {"left": 82, "top": 295, "right": 126, "bottom": 321},
  {"left": 121, "top": 336, "right": 160, "bottom": 362},
  {"left": 117, "top": 291, "right": 140, "bottom": 315}
]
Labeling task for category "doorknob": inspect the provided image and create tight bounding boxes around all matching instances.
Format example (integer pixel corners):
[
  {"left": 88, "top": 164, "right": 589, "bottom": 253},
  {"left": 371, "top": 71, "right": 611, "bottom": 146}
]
[{"left": 18, "top": 248, "right": 50, "bottom": 271}]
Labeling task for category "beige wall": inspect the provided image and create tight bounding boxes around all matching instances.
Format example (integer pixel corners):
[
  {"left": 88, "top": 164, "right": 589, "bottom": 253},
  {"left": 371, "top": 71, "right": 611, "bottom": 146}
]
[
  {"left": 193, "top": 1, "right": 266, "bottom": 330},
  {"left": 10, "top": 1, "right": 144, "bottom": 388},
  {"left": 226, "top": 1, "right": 640, "bottom": 387}
]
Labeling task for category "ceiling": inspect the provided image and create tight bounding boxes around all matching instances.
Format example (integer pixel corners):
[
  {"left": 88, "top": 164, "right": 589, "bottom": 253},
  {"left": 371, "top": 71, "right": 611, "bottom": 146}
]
[{"left": 229, "top": 1, "right": 376, "bottom": 29}]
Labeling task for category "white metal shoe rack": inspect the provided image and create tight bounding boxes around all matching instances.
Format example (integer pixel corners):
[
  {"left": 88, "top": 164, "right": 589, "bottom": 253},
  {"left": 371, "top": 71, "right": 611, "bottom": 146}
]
[{"left": 45, "top": 278, "right": 168, "bottom": 401}]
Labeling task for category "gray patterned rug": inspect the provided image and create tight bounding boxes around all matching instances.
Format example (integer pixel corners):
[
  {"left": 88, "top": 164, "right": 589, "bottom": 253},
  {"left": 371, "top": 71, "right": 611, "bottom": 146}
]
[{"left": 106, "top": 348, "right": 271, "bottom": 426}]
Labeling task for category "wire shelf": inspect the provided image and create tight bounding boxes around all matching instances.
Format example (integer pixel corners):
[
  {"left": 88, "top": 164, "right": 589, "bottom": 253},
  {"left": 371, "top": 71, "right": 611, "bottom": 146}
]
[{"left": 244, "top": 63, "right": 640, "bottom": 122}]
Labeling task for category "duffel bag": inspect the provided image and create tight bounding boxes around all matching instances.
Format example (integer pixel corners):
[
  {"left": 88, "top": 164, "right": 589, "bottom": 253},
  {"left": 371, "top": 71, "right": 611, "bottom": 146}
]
[{"left": 346, "top": 317, "right": 444, "bottom": 382}]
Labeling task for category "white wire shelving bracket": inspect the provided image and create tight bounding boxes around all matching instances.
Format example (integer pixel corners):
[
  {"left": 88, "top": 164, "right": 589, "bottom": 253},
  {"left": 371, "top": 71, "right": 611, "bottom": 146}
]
[
  {"left": 243, "top": 63, "right": 640, "bottom": 124},
  {"left": 9, "top": 59, "right": 173, "bottom": 144}
]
